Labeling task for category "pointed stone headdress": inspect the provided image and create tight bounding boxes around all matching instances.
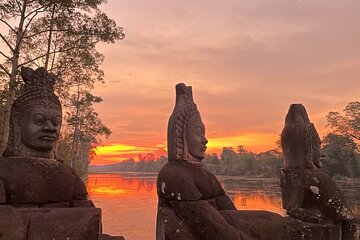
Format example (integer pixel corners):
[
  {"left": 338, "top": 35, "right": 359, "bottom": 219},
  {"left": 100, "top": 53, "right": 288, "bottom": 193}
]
[{"left": 167, "top": 83, "right": 202, "bottom": 162}]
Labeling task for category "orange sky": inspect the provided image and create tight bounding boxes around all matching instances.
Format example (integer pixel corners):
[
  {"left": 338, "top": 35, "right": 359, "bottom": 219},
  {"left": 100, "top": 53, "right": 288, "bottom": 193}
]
[{"left": 89, "top": 0, "right": 360, "bottom": 165}]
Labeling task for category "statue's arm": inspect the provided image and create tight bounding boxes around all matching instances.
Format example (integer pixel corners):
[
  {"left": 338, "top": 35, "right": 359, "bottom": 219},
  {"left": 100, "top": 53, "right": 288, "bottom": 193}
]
[
  {"left": 171, "top": 200, "right": 251, "bottom": 240},
  {"left": 64, "top": 165, "right": 88, "bottom": 200},
  {"left": 216, "top": 194, "right": 237, "bottom": 210},
  {"left": 213, "top": 174, "right": 237, "bottom": 210},
  {"left": 73, "top": 174, "right": 88, "bottom": 200}
]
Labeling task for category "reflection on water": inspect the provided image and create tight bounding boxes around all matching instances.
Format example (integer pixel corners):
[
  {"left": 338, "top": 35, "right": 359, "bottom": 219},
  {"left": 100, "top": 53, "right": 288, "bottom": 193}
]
[
  {"left": 87, "top": 173, "right": 360, "bottom": 240},
  {"left": 87, "top": 173, "right": 158, "bottom": 240},
  {"left": 234, "top": 193, "right": 284, "bottom": 215},
  {"left": 220, "top": 177, "right": 285, "bottom": 215}
]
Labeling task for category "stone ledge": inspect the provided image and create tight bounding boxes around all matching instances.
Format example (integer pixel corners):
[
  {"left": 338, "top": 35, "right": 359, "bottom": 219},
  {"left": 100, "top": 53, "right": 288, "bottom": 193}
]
[
  {"left": 0, "top": 206, "right": 104, "bottom": 240},
  {"left": 285, "top": 216, "right": 341, "bottom": 240}
]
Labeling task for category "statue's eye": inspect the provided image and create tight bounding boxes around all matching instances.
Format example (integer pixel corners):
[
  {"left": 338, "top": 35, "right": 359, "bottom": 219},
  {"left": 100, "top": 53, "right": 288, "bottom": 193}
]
[
  {"left": 33, "top": 113, "right": 45, "bottom": 125},
  {"left": 197, "top": 127, "right": 203, "bottom": 136},
  {"left": 52, "top": 115, "right": 61, "bottom": 127}
]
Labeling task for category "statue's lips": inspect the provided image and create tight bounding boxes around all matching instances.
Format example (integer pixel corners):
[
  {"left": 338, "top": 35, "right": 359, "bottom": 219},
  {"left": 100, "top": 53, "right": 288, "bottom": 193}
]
[
  {"left": 201, "top": 146, "right": 207, "bottom": 152},
  {"left": 39, "top": 136, "right": 56, "bottom": 141}
]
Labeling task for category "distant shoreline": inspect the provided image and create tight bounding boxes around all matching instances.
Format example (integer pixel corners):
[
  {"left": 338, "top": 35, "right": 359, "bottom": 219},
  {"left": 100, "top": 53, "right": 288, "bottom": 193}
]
[{"left": 87, "top": 171, "right": 360, "bottom": 181}]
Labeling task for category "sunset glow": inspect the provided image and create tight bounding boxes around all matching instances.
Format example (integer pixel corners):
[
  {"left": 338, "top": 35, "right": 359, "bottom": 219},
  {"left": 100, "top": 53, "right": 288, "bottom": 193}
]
[
  {"left": 0, "top": 0, "right": 353, "bottom": 166},
  {"left": 86, "top": 0, "right": 359, "bottom": 165},
  {"left": 92, "top": 133, "right": 280, "bottom": 164},
  {"left": 207, "top": 133, "right": 279, "bottom": 154},
  {"left": 87, "top": 174, "right": 157, "bottom": 199},
  {"left": 90, "top": 186, "right": 128, "bottom": 195},
  {"left": 93, "top": 144, "right": 167, "bottom": 165},
  {"left": 0, "top": 1, "right": 359, "bottom": 166}
]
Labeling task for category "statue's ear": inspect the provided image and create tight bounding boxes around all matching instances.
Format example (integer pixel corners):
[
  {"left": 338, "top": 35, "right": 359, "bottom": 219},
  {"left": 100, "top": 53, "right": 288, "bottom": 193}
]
[
  {"left": 13, "top": 114, "right": 22, "bottom": 147},
  {"left": 14, "top": 113, "right": 22, "bottom": 127}
]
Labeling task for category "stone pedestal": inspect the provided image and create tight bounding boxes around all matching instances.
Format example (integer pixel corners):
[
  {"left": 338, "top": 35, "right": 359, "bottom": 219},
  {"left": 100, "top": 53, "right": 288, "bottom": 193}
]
[
  {"left": 0, "top": 206, "right": 103, "bottom": 240},
  {"left": 156, "top": 204, "right": 197, "bottom": 240},
  {"left": 280, "top": 169, "right": 353, "bottom": 221},
  {"left": 286, "top": 217, "right": 341, "bottom": 240},
  {"left": 281, "top": 169, "right": 359, "bottom": 240},
  {"left": 100, "top": 234, "right": 125, "bottom": 240},
  {"left": 0, "top": 205, "right": 27, "bottom": 240}
]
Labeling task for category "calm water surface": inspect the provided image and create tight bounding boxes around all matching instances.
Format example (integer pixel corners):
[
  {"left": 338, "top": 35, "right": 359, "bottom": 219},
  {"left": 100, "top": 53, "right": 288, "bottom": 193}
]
[{"left": 86, "top": 173, "right": 360, "bottom": 240}]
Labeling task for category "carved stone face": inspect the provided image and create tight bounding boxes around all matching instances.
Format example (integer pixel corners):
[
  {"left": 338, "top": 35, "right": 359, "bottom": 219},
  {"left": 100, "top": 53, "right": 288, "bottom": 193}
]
[
  {"left": 19, "top": 106, "right": 61, "bottom": 151},
  {"left": 186, "top": 116, "right": 208, "bottom": 161}
]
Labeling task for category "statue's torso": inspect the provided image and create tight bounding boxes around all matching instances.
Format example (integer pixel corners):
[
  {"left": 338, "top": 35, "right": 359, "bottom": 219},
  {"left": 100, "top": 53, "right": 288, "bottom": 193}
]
[
  {"left": 157, "top": 161, "right": 225, "bottom": 205},
  {"left": 0, "top": 157, "right": 86, "bottom": 204}
]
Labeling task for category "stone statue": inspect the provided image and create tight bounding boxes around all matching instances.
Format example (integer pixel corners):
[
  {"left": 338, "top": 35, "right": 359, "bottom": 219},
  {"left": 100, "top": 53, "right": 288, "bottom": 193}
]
[
  {"left": 281, "top": 104, "right": 322, "bottom": 169},
  {"left": 4, "top": 67, "right": 61, "bottom": 159},
  {"left": 156, "top": 83, "right": 287, "bottom": 240},
  {"left": 280, "top": 104, "right": 359, "bottom": 240},
  {"left": 0, "top": 67, "right": 123, "bottom": 240}
]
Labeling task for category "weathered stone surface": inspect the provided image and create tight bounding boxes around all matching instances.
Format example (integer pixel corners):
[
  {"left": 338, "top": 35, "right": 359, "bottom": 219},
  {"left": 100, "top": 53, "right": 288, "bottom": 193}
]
[
  {"left": 156, "top": 202, "right": 197, "bottom": 240},
  {"left": 280, "top": 168, "right": 353, "bottom": 222},
  {"left": 0, "top": 180, "right": 5, "bottom": 204},
  {"left": 285, "top": 217, "right": 341, "bottom": 240},
  {"left": 0, "top": 205, "right": 27, "bottom": 240},
  {"left": 13, "top": 203, "right": 39, "bottom": 208},
  {"left": 0, "top": 157, "right": 79, "bottom": 204},
  {"left": 221, "top": 210, "right": 289, "bottom": 240},
  {"left": 40, "top": 201, "right": 70, "bottom": 208},
  {"left": 71, "top": 199, "right": 96, "bottom": 208},
  {"left": 22, "top": 208, "right": 102, "bottom": 240},
  {"left": 100, "top": 234, "right": 125, "bottom": 240},
  {"left": 342, "top": 221, "right": 360, "bottom": 240},
  {"left": 281, "top": 104, "right": 322, "bottom": 169},
  {"left": 280, "top": 104, "right": 358, "bottom": 240}
]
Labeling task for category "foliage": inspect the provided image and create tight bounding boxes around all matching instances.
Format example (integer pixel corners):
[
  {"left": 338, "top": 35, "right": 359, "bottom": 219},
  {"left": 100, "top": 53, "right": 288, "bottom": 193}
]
[
  {"left": 57, "top": 90, "right": 111, "bottom": 172},
  {"left": 0, "top": 0, "right": 123, "bottom": 175},
  {"left": 321, "top": 133, "right": 360, "bottom": 177},
  {"left": 89, "top": 156, "right": 168, "bottom": 173},
  {"left": 90, "top": 146, "right": 284, "bottom": 177},
  {"left": 0, "top": 0, "right": 124, "bottom": 159},
  {"left": 326, "top": 102, "right": 360, "bottom": 143},
  {"left": 323, "top": 102, "right": 360, "bottom": 177},
  {"left": 256, "top": 150, "right": 283, "bottom": 177}
]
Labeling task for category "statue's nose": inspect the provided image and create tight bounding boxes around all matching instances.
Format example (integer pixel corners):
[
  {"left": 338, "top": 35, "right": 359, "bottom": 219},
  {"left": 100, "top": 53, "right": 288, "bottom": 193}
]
[{"left": 43, "top": 120, "right": 57, "bottom": 132}]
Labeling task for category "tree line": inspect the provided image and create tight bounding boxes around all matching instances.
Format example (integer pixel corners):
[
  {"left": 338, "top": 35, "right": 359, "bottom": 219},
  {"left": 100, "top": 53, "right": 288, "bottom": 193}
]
[
  {"left": 90, "top": 102, "right": 360, "bottom": 178},
  {"left": 0, "top": 0, "right": 124, "bottom": 174}
]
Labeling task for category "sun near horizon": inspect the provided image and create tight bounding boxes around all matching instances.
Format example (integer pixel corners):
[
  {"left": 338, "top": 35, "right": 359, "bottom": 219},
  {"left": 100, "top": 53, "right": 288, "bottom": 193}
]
[{"left": 92, "top": 129, "right": 320, "bottom": 165}]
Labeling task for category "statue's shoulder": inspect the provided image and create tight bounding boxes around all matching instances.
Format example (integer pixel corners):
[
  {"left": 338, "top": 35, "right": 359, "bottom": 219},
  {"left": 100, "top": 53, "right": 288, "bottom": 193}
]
[{"left": 157, "top": 162, "right": 202, "bottom": 201}]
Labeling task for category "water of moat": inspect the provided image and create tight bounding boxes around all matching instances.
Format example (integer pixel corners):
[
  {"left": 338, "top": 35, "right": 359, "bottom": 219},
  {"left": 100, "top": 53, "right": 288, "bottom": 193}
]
[{"left": 86, "top": 172, "right": 360, "bottom": 240}]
